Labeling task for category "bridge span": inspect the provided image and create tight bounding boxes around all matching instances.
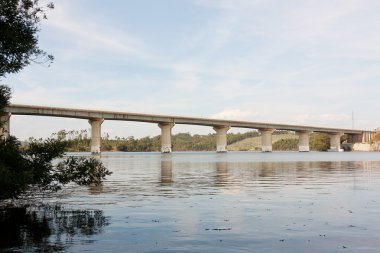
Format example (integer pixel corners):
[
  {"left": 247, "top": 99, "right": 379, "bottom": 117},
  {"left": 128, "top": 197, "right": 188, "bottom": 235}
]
[{"left": 1, "top": 104, "right": 376, "bottom": 153}]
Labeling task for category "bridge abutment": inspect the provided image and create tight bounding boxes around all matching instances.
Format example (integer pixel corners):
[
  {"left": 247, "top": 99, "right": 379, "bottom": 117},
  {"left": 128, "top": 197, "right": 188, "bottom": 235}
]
[
  {"left": 88, "top": 118, "right": 104, "bottom": 154},
  {"left": 296, "top": 131, "right": 310, "bottom": 152},
  {"left": 260, "top": 128, "right": 275, "bottom": 152},
  {"left": 328, "top": 132, "right": 344, "bottom": 152},
  {"left": 0, "top": 113, "right": 11, "bottom": 140},
  {"left": 213, "top": 126, "right": 230, "bottom": 153},
  {"left": 158, "top": 122, "right": 174, "bottom": 153}
]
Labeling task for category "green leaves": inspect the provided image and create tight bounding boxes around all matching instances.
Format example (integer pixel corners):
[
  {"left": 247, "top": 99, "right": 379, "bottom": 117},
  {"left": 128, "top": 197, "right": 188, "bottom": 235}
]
[
  {"left": 0, "top": 0, "right": 54, "bottom": 77},
  {"left": 0, "top": 136, "right": 112, "bottom": 200},
  {"left": 55, "top": 157, "right": 112, "bottom": 186},
  {"left": 0, "top": 85, "right": 11, "bottom": 113}
]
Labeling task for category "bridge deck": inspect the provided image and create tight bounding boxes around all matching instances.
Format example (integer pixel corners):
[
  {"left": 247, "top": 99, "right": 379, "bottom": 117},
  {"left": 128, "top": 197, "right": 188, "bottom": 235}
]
[{"left": 4, "top": 104, "right": 372, "bottom": 134}]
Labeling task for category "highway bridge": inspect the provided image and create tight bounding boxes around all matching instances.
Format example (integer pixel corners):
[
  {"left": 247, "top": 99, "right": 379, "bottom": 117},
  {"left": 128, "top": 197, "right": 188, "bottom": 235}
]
[{"left": 1, "top": 104, "right": 376, "bottom": 153}]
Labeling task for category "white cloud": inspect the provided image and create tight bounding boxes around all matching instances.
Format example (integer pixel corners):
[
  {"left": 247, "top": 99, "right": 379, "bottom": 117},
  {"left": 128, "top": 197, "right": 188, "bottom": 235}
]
[
  {"left": 45, "top": 2, "right": 151, "bottom": 60},
  {"left": 292, "top": 113, "right": 352, "bottom": 128},
  {"left": 211, "top": 109, "right": 257, "bottom": 121}
]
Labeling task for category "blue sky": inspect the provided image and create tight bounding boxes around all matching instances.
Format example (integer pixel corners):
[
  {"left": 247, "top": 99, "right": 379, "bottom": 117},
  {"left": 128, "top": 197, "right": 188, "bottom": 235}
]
[{"left": 4, "top": 0, "right": 380, "bottom": 140}]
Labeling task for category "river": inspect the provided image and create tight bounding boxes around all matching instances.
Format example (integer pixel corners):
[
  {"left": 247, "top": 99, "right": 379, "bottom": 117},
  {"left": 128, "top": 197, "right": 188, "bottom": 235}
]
[{"left": 1, "top": 152, "right": 380, "bottom": 252}]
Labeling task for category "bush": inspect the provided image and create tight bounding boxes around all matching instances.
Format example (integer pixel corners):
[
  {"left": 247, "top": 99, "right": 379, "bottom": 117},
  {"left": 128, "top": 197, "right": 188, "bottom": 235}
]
[
  {"left": 273, "top": 138, "right": 298, "bottom": 151},
  {"left": 0, "top": 136, "right": 112, "bottom": 200}
]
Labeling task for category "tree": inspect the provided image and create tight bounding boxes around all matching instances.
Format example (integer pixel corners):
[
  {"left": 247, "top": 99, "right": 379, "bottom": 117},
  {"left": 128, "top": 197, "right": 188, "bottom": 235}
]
[
  {"left": 273, "top": 138, "right": 298, "bottom": 151},
  {"left": 310, "top": 133, "right": 330, "bottom": 151},
  {"left": 0, "top": 0, "right": 54, "bottom": 77},
  {"left": 0, "top": 85, "right": 11, "bottom": 112},
  {"left": 0, "top": 89, "right": 112, "bottom": 200},
  {"left": 0, "top": 0, "right": 111, "bottom": 200}
]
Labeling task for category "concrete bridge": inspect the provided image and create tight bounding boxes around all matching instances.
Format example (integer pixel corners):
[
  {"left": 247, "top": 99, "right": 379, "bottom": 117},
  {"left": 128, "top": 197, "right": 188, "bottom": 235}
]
[{"left": 1, "top": 104, "right": 376, "bottom": 154}]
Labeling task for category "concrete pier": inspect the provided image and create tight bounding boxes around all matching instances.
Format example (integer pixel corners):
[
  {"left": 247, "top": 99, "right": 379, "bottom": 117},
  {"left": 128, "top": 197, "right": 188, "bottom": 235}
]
[
  {"left": 0, "top": 113, "right": 11, "bottom": 140},
  {"left": 213, "top": 126, "right": 230, "bottom": 153},
  {"left": 260, "top": 129, "right": 275, "bottom": 152},
  {"left": 158, "top": 122, "right": 174, "bottom": 153},
  {"left": 328, "top": 133, "right": 344, "bottom": 152},
  {"left": 88, "top": 118, "right": 103, "bottom": 154},
  {"left": 362, "top": 132, "right": 373, "bottom": 143},
  {"left": 296, "top": 131, "right": 310, "bottom": 152}
]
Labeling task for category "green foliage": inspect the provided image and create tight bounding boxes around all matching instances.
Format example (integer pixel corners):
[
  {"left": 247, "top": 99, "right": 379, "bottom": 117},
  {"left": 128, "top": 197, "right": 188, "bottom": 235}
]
[
  {"left": 0, "top": 88, "right": 111, "bottom": 200},
  {"left": 52, "top": 130, "right": 260, "bottom": 152},
  {"left": 0, "top": 0, "right": 54, "bottom": 77},
  {"left": 0, "top": 0, "right": 113, "bottom": 200},
  {"left": 310, "top": 133, "right": 330, "bottom": 151},
  {"left": 0, "top": 85, "right": 11, "bottom": 113},
  {"left": 0, "top": 136, "right": 112, "bottom": 200},
  {"left": 373, "top": 132, "right": 380, "bottom": 143},
  {"left": 273, "top": 138, "right": 298, "bottom": 151},
  {"left": 227, "top": 131, "right": 260, "bottom": 144},
  {"left": 0, "top": 137, "right": 31, "bottom": 199},
  {"left": 55, "top": 157, "right": 111, "bottom": 186}
]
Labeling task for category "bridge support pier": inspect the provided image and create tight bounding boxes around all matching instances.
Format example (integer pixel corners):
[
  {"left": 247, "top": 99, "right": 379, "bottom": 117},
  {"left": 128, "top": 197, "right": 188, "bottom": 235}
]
[
  {"left": 260, "top": 129, "right": 275, "bottom": 152},
  {"left": 88, "top": 118, "right": 104, "bottom": 154},
  {"left": 213, "top": 126, "right": 230, "bottom": 153},
  {"left": 296, "top": 131, "right": 310, "bottom": 152},
  {"left": 0, "top": 113, "right": 11, "bottom": 140},
  {"left": 328, "top": 132, "right": 344, "bottom": 152},
  {"left": 158, "top": 122, "right": 174, "bottom": 153},
  {"left": 362, "top": 132, "right": 373, "bottom": 143}
]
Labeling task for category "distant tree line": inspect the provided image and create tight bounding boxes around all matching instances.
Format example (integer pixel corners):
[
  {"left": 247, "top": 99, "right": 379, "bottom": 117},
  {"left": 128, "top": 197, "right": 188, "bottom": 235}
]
[
  {"left": 46, "top": 129, "right": 336, "bottom": 152},
  {"left": 49, "top": 129, "right": 261, "bottom": 152}
]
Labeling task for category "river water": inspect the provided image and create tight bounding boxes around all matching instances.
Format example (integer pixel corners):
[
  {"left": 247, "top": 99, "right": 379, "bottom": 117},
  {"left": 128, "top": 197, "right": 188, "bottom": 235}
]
[{"left": 1, "top": 152, "right": 380, "bottom": 252}]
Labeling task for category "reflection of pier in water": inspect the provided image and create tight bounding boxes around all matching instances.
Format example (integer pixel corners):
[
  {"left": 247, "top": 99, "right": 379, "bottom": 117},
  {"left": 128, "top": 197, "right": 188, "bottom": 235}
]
[
  {"left": 157, "top": 159, "right": 376, "bottom": 191},
  {"left": 160, "top": 159, "right": 173, "bottom": 185},
  {"left": 86, "top": 154, "right": 379, "bottom": 197}
]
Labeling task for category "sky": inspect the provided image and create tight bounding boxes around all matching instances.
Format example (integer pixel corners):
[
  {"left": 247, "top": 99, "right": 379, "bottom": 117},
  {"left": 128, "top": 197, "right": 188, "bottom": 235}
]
[{"left": 4, "top": 0, "right": 380, "bottom": 140}]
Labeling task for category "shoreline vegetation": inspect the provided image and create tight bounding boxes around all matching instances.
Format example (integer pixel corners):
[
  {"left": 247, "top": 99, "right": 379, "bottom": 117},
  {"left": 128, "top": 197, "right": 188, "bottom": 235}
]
[{"left": 33, "top": 129, "right": 338, "bottom": 152}]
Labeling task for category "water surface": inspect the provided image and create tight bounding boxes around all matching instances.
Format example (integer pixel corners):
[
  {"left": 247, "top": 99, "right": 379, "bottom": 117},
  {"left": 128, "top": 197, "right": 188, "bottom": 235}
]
[{"left": 2, "top": 152, "right": 380, "bottom": 252}]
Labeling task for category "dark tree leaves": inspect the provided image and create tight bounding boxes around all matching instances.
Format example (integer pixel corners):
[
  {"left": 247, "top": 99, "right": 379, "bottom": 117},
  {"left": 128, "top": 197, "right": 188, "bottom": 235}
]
[
  {"left": 0, "top": 136, "right": 112, "bottom": 199},
  {"left": 0, "top": 0, "right": 54, "bottom": 77}
]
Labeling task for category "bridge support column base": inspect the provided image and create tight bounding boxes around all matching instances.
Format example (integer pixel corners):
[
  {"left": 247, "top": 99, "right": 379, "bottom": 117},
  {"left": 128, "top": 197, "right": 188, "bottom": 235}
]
[
  {"left": 216, "top": 146, "right": 227, "bottom": 153},
  {"left": 159, "top": 122, "right": 174, "bottom": 153},
  {"left": 296, "top": 131, "right": 310, "bottom": 152},
  {"left": 214, "top": 126, "right": 230, "bottom": 153},
  {"left": 327, "top": 148, "right": 344, "bottom": 152},
  {"left": 299, "top": 145, "right": 310, "bottom": 152},
  {"left": 88, "top": 118, "right": 104, "bottom": 154},
  {"left": 329, "top": 133, "right": 344, "bottom": 152},
  {"left": 161, "top": 146, "right": 172, "bottom": 153},
  {"left": 260, "top": 129, "right": 275, "bottom": 152},
  {"left": 261, "top": 145, "right": 272, "bottom": 152}
]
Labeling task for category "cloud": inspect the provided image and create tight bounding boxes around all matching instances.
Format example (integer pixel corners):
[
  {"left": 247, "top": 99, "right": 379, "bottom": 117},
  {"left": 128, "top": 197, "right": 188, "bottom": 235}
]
[
  {"left": 211, "top": 109, "right": 257, "bottom": 120},
  {"left": 45, "top": 2, "right": 151, "bottom": 60},
  {"left": 291, "top": 113, "right": 352, "bottom": 128}
]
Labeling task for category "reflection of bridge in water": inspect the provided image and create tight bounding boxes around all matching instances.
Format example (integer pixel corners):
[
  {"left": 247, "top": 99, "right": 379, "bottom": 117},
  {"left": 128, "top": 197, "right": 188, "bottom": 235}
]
[
  {"left": 150, "top": 157, "right": 379, "bottom": 194},
  {"left": 86, "top": 153, "right": 379, "bottom": 197},
  {"left": 2, "top": 104, "right": 376, "bottom": 154},
  {"left": 161, "top": 160, "right": 375, "bottom": 188}
]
